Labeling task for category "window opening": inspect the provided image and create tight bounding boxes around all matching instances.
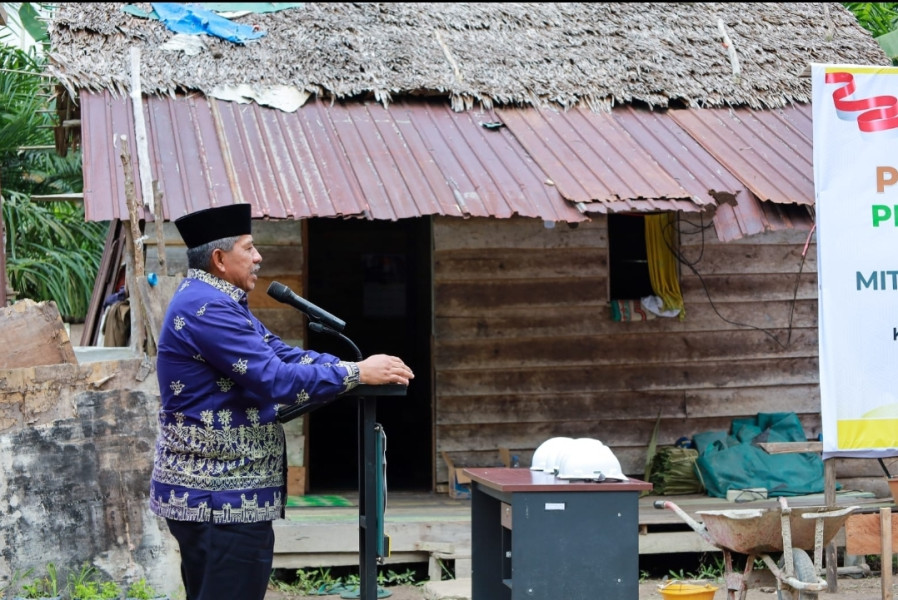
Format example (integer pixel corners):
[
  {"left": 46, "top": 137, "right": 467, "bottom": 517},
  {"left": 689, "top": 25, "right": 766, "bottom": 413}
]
[
  {"left": 609, "top": 212, "right": 685, "bottom": 321},
  {"left": 609, "top": 213, "right": 653, "bottom": 300}
]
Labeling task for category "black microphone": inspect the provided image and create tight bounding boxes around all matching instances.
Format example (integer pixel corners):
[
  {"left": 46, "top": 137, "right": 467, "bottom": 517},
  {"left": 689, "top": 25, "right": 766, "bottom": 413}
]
[{"left": 267, "top": 281, "right": 346, "bottom": 331}]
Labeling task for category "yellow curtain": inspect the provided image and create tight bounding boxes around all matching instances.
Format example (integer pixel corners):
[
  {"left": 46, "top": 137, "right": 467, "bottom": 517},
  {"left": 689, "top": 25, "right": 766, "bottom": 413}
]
[{"left": 645, "top": 213, "right": 685, "bottom": 319}]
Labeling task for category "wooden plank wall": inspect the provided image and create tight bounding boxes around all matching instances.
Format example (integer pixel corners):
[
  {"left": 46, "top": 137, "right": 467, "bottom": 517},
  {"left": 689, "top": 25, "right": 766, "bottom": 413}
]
[{"left": 431, "top": 214, "right": 888, "bottom": 496}]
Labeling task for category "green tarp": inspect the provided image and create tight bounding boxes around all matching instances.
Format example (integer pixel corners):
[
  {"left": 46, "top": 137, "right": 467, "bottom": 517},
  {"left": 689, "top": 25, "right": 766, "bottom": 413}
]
[{"left": 694, "top": 412, "right": 825, "bottom": 499}]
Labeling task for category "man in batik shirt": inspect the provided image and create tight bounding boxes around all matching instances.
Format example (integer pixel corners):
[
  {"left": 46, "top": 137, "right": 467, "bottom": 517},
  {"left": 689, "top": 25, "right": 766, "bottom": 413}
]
[{"left": 152, "top": 203, "right": 413, "bottom": 600}]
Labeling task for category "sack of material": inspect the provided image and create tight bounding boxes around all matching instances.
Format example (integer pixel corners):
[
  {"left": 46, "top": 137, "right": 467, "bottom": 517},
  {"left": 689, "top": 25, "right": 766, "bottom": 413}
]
[{"left": 693, "top": 412, "right": 825, "bottom": 499}]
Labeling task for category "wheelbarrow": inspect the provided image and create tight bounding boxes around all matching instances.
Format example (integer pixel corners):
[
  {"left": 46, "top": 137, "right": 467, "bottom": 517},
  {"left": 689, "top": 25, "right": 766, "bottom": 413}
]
[{"left": 654, "top": 496, "right": 859, "bottom": 600}]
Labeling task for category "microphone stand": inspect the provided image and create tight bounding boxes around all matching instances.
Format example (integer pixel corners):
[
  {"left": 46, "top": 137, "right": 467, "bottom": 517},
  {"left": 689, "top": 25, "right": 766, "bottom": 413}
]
[{"left": 306, "top": 321, "right": 406, "bottom": 600}]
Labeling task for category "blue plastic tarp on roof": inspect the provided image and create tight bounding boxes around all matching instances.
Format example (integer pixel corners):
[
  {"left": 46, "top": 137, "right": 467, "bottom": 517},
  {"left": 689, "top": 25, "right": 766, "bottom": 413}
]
[
  {"left": 200, "top": 3, "right": 304, "bottom": 14},
  {"left": 151, "top": 3, "right": 266, "bottom": 44}
]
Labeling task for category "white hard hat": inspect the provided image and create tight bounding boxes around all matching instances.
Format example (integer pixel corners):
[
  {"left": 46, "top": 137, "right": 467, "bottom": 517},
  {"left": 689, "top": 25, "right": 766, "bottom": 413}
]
[
  {"left": 530, "top": 437, "right": 576, "bottom": 473},
  {"left": 556, "top": 437, "right": 628, "bottom": 481}
]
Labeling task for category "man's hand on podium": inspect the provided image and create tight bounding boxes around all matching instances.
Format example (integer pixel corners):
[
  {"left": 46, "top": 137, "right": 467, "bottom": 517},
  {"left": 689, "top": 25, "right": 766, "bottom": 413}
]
[{"left": 358, "top": 354, "right": 414, "bottom": 386}]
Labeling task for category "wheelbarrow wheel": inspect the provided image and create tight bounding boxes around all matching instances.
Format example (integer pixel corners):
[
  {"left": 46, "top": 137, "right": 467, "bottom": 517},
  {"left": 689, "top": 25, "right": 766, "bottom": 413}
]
[{"left": 776, "top": 548, "right": 818, "bottom": 600}]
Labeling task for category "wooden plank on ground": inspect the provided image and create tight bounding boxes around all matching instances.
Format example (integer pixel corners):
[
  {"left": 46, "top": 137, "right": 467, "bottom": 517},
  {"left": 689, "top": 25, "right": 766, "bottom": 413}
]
[
  {"left": 845, "top": 512, "right": 898, "bottom": 555},
  {"left": 758, "top": 442, "right": 823, "bottom": 454},
  {"left": 0, "top": 299, "right": 76, "bottom": 368}
]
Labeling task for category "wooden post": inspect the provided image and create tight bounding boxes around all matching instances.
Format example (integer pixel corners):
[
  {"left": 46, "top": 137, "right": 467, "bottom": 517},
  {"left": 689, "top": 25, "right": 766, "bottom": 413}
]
[
  {"left": 119, "top": 138, "right": 145, "bottom": 280},
  {"left": 882, "top": 507, "right": 893, "bottom": 600},
  {"left": 845, "top": 507, "right": 898, "bottom": 599},
  {"left": 824, "top": 458, "right": 838, "bottom": 593},
  {"left": 129, "top": 47, "right": 155, "bottom": 216},
  {"left": 152, "top": 180, "right": 166, "bottom": 273},
  {"left": 130, "top": 47, "right": 167, "bottom": 279},
  {"left": 118, "top": 136, "right": 147, "bottom": 354}
]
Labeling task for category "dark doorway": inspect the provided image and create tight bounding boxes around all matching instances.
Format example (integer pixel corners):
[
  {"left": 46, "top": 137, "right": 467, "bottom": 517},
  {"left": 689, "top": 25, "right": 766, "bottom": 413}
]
[{"left": 306, "top": 217, "right": 432, "bottom": 492}]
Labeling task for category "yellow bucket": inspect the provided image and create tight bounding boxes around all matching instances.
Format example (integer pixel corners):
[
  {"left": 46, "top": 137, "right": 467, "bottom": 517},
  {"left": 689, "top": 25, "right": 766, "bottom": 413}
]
[{"left": 659, "top": 582, "right": 718, "bottom": 600}]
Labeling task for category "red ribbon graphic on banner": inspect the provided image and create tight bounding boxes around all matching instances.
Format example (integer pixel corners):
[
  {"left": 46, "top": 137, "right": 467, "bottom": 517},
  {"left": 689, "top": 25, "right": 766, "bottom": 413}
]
[{"left": 825, "top": 71, "right": 898, "bottom": 133}]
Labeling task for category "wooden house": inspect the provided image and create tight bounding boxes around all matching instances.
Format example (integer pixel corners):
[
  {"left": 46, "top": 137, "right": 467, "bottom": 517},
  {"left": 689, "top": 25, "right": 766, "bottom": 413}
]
[{"left": 43, "top": 2, "right": 895, "bottom": 501}]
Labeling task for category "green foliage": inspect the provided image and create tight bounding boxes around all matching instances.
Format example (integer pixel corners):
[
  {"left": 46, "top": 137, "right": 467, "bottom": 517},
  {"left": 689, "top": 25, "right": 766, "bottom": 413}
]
[
  {"left": 3, "top": 191, "right": 107, "bottom": 319},
  {"left": 0, "top": 3, "right": 50, "bottom": 48},
  {"left": 845, "top": 2, "right": 898, "bottom": 64},
  {"left": 124, "top": 578, "right": 164, "bottom": 599},
  {"left": 844, "top": 2, "right": 898, "bottom": 38},
  {"left": 376, "top": 568, "right": 418, "bottom": 586},
  {"left": 1, "top": 29, "right": 107, "bottom": 321},
  {"left": 667, "top": 555, "right": 725, "bottom": 582},
  {"left": 271, "top": 567, "right": 337, "bottom": 595},
  {"left": 271, "top": 566, "right": 424, "bottom": 594},
  {"left": 434, "top": 558, "right": 454, "bottom": 581},
  {"left": 0, "top": 43, "right": 49, "bottom": 168},
  {"left": 67, "top": 565, "right": 120, "bottom": 600},
  {"left": 65, "top": 564, "right": 93, "bottom": 591},
  {"left": 2, "top": 569, "right": 29, "bottom": 599},
  {"left": 18, "top": 563, "right": 59, "bottom": 598},
  {"left": 16, "top": 2, "right": 50, "bottom": 45},
  {"left": 70, "top": 581, "right": 120, "bottom": 600}
]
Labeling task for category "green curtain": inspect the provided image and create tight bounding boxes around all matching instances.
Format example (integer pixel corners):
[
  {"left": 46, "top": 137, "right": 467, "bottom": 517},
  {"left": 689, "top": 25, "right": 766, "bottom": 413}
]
[{"left": 645, "top": 213, "right": 685, "bottom": 319}]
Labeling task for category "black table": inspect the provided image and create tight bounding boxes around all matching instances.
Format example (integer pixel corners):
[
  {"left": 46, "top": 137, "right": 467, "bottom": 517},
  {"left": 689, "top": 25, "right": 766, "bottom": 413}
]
[{"left": 464, "top": 468, "right": 652, "bottom": 600}]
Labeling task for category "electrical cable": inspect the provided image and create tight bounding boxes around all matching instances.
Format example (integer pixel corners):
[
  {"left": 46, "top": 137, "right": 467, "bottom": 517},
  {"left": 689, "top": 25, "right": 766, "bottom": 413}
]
[{"left": 665, "top": 212, "right": 811, "bottom": 351}]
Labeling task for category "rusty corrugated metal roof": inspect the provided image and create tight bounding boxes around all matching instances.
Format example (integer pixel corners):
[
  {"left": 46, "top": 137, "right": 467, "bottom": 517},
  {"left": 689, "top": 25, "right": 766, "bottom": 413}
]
[
  {"left": 668, "top": 104, "right": 814, "bottom": 206},
  {"left": 670, "top": 103, "right": 815, "bottom": 240},
  {"left": 81, "top": 91, "right": 585, "bottom": 224},
  {"left": 79, "top": 91, "right": 814, "bottom": 241},
  {"left": 497, "top": 103, "right": 814, "bottom": 240},
  {"left": 496, "top": 105, "right": 721, "bottom": 213}
]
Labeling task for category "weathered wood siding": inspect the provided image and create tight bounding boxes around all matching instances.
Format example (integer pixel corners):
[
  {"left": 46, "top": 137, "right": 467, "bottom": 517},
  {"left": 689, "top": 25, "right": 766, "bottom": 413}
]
[
  {"left": 141, "top": 215, "right": 889, "bottom": 497},
  {"left": 145, "top": 220, "right": 307, "bottom": 344},
  {"left": 432, "top": 215, "right": 879, "bottom": 493}
]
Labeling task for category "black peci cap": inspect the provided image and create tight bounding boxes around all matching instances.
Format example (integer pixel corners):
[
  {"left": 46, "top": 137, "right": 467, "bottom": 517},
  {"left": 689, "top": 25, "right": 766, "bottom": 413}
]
[{"left": 174, "top": 204, "right": 253, "bottom": 249}]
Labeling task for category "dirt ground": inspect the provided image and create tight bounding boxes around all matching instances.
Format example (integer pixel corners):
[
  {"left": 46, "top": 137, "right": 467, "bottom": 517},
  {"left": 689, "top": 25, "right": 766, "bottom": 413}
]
[{"left": 264, "top": 574, "right": 892, "bottom": 599}]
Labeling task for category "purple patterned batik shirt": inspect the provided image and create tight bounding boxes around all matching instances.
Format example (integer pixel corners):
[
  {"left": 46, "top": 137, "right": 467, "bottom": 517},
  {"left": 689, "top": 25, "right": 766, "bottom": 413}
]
[{"left": 150, "top": 269, "right": 359, "bottom": 524}]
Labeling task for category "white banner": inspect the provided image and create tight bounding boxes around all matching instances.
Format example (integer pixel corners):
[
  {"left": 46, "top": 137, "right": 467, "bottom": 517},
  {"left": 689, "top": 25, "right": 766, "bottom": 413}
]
[{"left": 813, "top": 64, "right": 898, "bottom": 458}]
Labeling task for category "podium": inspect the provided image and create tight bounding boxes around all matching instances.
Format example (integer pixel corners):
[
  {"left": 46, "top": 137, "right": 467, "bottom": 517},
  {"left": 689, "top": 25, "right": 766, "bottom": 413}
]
[
  {"left": 346, "top": 383, "right": 407, "bottom": 600},
  {"left": 265, "top": 286, "right": 409, "bottom": 600},
  {"left": 278, "top": 383, "right": 406, "bottom": 600}
]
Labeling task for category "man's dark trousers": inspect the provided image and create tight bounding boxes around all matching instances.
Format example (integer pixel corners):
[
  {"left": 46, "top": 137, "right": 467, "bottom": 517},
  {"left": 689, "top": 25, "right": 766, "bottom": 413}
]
[{"left": 167, "top": 519, "right": 274, "bottom": 600}]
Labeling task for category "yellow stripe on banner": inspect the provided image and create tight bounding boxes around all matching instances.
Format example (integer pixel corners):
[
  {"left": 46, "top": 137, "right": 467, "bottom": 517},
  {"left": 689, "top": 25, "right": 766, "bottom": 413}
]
[
  {"left": 824, "top": 66, "right": 898, "bottom": 75},
  {"left": 837, "top": 419, "right": 898, "bottom": 448}
]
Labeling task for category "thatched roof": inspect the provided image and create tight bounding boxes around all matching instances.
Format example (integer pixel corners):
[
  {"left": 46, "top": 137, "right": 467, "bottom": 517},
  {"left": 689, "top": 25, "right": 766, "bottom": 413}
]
[{"left": 46, "top": 2, "right": 888, "bottom": 112}]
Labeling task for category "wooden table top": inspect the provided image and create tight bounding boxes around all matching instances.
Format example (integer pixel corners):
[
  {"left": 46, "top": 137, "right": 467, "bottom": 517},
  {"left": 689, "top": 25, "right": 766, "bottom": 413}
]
[{"left": 463, "top": 467, "right": 653, "bottom": 493}]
